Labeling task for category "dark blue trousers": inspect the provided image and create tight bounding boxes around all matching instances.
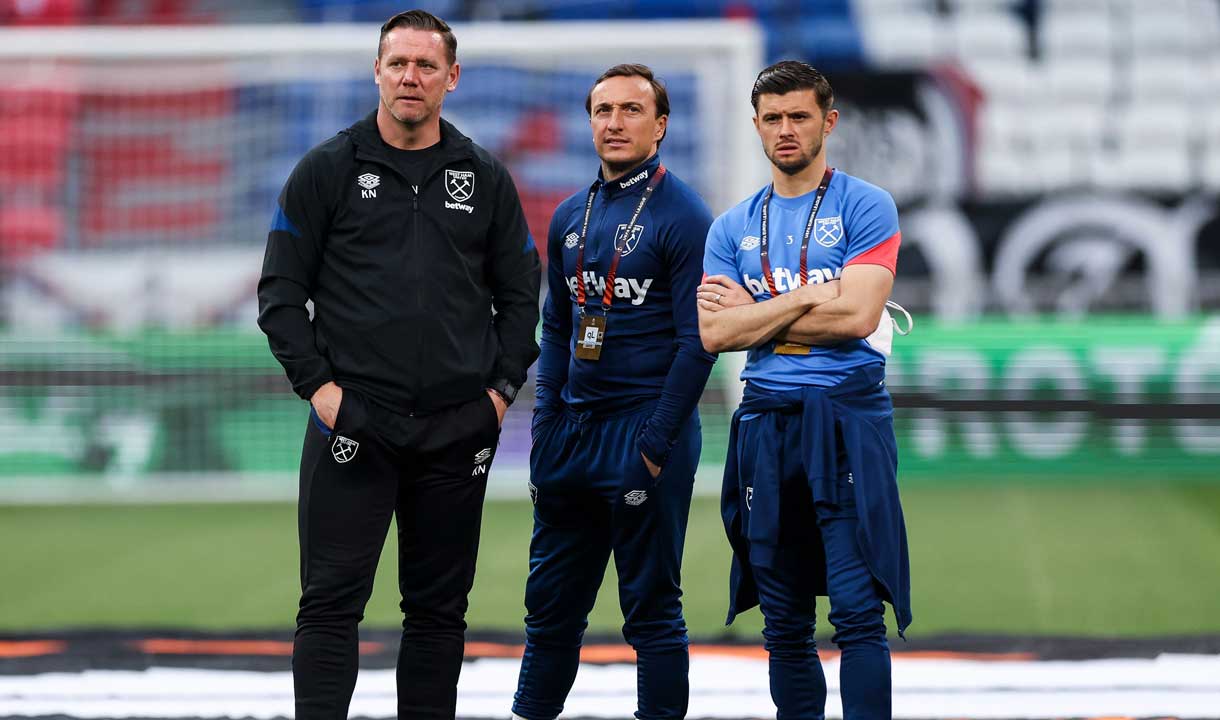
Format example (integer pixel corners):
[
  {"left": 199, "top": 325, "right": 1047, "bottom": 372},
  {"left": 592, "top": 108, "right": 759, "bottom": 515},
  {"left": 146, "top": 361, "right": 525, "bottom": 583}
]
[
  {"left": 512, "top": 406, "right": 700, "bottom": 720},
  {"left": 738, "top": 412, "right": 891, "bottom": 720}
]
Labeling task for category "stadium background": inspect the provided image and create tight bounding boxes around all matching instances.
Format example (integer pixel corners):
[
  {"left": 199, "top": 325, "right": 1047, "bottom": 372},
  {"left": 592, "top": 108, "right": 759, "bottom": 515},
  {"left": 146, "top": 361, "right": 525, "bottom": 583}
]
[{"left": 1, "top": 0, "right": 1219, "bottom": 717}]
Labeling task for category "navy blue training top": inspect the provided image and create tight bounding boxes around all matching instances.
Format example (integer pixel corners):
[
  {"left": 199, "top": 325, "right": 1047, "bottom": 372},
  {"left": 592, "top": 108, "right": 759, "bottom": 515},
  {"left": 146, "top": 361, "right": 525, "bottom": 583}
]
[{"left": 534, "top": 153, "right": 716, "bottom": 465}]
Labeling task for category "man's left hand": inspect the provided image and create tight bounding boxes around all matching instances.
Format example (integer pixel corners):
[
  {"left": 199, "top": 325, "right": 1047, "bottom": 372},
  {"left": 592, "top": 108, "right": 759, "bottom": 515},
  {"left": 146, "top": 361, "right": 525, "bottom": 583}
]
[
  {"left": 642, "top": 452, "right": 662, "bottom": 479},
  {"left": 697, "top": 275, "right": 755, "bottom": 312},
  {"left": 487, "top": 389, "right": 507, "bottom": 427}
]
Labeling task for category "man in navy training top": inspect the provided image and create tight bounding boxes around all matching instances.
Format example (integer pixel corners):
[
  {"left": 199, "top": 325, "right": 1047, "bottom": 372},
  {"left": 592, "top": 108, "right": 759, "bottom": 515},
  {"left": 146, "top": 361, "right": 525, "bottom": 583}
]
[
  {"left": 698, "top": 60, "right": 912, "bottom": 720},
  {"left": 512, "top": 64, "right": 716, "bottom": 720}
]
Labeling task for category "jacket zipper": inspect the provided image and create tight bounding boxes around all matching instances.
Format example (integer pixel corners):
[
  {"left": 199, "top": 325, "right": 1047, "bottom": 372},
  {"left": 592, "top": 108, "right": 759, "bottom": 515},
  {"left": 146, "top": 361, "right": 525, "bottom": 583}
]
[{"left": 411, "top": 187, "right": 422, "bottom": 413}]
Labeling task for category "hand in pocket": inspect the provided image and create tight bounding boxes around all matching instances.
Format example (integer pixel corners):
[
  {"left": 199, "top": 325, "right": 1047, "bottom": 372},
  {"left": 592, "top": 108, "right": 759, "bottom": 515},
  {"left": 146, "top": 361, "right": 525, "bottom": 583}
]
[
  {"left": 311, "top": 382, "right": 343, "bottom": 429},
  {"left": 641, "top": 451, "right": 662, "bottom": 479}
]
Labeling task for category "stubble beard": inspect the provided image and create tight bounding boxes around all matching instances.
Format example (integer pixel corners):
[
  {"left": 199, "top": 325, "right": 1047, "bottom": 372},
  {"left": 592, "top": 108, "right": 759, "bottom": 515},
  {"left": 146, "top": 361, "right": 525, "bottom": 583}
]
[
  {"left": 768, "top": 137, "right": 822, "bottom": 176},
  {"left": 382, "top": 94, "right": 431, "bottom": 127}
]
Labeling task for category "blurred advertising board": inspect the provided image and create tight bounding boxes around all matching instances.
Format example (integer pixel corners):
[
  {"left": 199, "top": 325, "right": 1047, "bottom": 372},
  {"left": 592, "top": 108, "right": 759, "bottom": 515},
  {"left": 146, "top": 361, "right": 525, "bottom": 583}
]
[
  {"left": 0, "top": 316, "right": 1216, "bottom": 501},
  {"left": 886, "top": 316, "right": 1220, "bottom": 480}
]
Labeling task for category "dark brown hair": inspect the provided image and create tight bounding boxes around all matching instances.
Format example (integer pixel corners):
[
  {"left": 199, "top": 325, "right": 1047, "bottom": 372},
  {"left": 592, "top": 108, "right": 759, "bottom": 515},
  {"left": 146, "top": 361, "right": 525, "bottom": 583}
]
[
  {"left": 379, "top": 9, "right": 456, "bottom": 65},
  {"left": 585, "top": 63, "right": 671, "bottom": 118},
  {"left": 751, "top": 60, "right": 833, "bottom": 115}
]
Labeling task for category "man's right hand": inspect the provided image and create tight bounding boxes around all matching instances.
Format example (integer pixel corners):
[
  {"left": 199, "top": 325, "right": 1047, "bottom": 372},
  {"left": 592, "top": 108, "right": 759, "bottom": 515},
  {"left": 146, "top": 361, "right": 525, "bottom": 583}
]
[{"left": 311, "top": 381, "right": 343, "bottom": 429}]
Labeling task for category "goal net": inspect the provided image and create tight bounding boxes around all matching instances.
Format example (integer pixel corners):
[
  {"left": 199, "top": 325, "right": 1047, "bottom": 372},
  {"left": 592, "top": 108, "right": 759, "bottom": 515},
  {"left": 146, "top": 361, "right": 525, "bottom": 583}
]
[{"left": 0, "top": 20, "right": 765, "bottom": 500}]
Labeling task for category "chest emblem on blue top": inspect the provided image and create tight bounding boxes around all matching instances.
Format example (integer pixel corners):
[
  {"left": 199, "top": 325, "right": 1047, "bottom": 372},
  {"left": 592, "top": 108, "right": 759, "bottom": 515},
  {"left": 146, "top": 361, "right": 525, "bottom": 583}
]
[
  {"left": 564, "top": 232, "right": 580, "bottom": 249},
  {"left": 815, "top": 216, "right": 844, "bottom": 247},
  {"left": 740, "top": 235, "right": 759, "bottom": 251},
  {"left": 614, "top": 223, "right": 645, "bottom": 257},
  {"left": 445, "top": 169, "right": 475, "bottom": 202}
]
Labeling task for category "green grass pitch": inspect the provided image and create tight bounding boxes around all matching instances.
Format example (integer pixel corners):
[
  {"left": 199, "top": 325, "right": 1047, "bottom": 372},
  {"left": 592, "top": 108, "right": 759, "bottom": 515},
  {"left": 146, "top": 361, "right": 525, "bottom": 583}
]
[{"left": 3, "top": 483, "right": 1220, "bottom": 637}]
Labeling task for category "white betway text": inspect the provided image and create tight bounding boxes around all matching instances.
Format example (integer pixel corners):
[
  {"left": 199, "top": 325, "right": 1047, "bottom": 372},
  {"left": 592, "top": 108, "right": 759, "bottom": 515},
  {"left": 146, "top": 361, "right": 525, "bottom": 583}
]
[
  {"left": 567, "top": 272, "right": 653, "bottom": 306},
  {"left": 743, "top": 266, "right": 842, "bottom": 295},
  {"left": 618, "top": 169, "right": 648, "bottom": 189}
]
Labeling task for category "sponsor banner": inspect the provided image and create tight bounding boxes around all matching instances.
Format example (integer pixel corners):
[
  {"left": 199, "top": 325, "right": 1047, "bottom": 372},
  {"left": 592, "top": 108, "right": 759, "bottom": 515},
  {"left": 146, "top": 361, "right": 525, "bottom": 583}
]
[
  {"left": 885, "top": 315, "right": 1220, "bottom": 479},
  {"left": 0, "top": 318, "right": 1216, "bottom": 497}
]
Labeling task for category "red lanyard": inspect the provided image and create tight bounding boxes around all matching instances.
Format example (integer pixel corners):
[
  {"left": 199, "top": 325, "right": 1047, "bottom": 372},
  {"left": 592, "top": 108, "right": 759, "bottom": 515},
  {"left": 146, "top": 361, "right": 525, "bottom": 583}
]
[
  {"left": 573, "top": 165, "right": 666, "bottom": 314},
  {"left": 758, "top": 168, "right": 833, "bottom": 297}
]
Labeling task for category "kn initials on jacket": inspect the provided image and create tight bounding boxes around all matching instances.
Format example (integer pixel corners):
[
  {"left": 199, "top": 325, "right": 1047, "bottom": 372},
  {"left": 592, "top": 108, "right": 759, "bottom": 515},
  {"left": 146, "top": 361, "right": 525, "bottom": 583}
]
[{"left": 258, "top": 111, "right": 541, "bottom": 415}]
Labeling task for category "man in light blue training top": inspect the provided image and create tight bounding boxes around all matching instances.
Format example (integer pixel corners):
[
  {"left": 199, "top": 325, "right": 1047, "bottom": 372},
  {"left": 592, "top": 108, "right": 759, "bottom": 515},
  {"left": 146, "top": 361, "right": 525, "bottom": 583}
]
[
  {"left": 512, "top": 64, "right": 715, "bottom": 720},
  {"left": 698, "top": 60, "right": 911, "bottom": 720}
]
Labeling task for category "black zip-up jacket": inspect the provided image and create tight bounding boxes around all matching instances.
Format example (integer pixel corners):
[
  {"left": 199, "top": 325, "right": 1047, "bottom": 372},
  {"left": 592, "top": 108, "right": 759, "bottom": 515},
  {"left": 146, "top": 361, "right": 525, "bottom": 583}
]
[{"left": 257, "top": 112, "right": 541, "bottom": 414}]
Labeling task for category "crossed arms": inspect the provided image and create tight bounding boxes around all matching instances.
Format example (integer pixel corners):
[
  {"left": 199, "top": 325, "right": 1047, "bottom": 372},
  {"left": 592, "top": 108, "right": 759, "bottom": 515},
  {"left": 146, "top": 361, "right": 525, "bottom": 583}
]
[{"left": 696, "top": 263, "right": 894, "bottom": 353}]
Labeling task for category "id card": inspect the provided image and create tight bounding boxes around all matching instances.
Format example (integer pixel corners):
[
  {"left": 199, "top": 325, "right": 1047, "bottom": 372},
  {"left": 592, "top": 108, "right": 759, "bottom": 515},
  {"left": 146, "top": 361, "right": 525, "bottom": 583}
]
[
  {"left": 575, "top": 315, "right": 607, "bottom": 360},
  {"left": 774, "top": 342, "right": 811, "bottom": 355}
]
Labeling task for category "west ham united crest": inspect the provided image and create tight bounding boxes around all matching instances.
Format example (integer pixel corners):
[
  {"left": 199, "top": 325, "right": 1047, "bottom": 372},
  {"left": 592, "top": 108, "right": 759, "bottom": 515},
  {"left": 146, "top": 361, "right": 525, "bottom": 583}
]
[
  {"left": 614, "top": 223, "right": 645, "bottom": 256},
  {"left": 445, "top": 169, "right": 474, "bottom": 202},
  {"left": 331, "top": 435, "right": 359, "bottom": 463},
  {"left": 815, "top": 216, "right": 843, "bottom": 247}
]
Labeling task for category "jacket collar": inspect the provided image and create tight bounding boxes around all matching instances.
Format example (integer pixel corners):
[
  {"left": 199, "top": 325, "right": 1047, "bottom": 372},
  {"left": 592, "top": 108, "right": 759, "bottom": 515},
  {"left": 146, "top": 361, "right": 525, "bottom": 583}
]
[
  {"left": 344, "top": 110, "right": 474, "bottom": 170},
  {"left": 597, "top": 153, "right": 662, "bottom": 198}
]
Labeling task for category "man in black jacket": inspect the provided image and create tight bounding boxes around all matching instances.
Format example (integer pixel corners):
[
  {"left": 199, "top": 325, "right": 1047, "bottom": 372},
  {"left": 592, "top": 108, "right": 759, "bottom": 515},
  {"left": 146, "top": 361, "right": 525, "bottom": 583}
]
[{"left": 257, "top": 10, "right": 541, "bottom": 719}]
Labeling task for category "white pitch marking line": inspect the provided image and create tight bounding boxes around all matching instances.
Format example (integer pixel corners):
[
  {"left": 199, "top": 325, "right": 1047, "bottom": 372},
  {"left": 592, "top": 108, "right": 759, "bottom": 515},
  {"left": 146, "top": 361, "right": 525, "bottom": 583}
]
[{"left": 1, "top": 654, "right": 1219, "bottom": 719}]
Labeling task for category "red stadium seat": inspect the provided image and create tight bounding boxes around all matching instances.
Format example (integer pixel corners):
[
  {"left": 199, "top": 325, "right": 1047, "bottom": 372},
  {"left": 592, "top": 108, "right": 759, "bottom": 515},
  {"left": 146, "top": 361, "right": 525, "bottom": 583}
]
[
  {"left": 0, "top": 205, "right": 62, "bottom": 257},
  {"left": 89, "top": 0, "right": 194, "bottom": 24},
  {"left": 75, "top": 88, "right": 234, "bottom": 245},
  {"left": 519, "top": 190, "right": 571, "bottom": 260},
  {"left": 0, "top": 0, "right": 80, "bottom": 25},
  {"left": 0, "top": 115, "right": 73, "bottom": 193}
]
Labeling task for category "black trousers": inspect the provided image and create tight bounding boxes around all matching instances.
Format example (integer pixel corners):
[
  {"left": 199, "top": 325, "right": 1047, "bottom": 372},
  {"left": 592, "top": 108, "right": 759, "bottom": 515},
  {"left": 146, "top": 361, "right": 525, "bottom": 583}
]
[{"left": 293, "top": 388, "right": 501, "bottom": 720}]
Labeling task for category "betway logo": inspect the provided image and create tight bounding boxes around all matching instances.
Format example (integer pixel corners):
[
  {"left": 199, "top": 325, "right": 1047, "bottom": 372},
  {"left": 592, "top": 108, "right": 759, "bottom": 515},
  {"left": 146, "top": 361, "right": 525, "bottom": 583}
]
[
  {"left": 743, "top": 266, "right": 842, "bottom": 295},
  {"left": 618, "top": 169, "right": 648, "bottom": 189},
  {"left": 567, "top": 272, "right": 653, "bottom": 306},
  {"left": 445, "top": 200, "right": 474, "bottom": 214}
]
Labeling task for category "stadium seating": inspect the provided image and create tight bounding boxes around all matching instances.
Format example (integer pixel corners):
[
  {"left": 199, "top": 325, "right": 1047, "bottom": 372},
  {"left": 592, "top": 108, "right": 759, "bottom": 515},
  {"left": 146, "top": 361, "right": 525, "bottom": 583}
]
[
  {"left": 1040, "top": 8, "right": 1112, "bottom": 59},
  {"left": 2, "top": 0, "right": 1218, "bottom": 226},
  {"left": 853, "top": 6, "right": 946, "bottom": 66},
  {"left": 0, "top": 86, "right": 76, "bottom": 254},
  {"left": 948, "top": 9, "right": 1027, "bottom": 60}
]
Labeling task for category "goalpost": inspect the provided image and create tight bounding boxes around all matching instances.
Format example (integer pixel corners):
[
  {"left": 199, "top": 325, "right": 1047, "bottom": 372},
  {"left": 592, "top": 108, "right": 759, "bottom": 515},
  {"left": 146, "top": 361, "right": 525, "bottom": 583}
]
[
  {"left": 0, "top": 20, "right": 766, "bottom": 210},
  {"left": 0, "top": 20, "right": 761, "bottom": 501}
]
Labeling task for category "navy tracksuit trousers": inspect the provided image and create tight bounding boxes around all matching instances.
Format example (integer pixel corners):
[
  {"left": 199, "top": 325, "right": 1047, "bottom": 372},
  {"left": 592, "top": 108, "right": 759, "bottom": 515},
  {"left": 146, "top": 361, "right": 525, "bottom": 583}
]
[
  {"left": 512, "top": 405, "right": 700, "bottom": 720},
  {"left": 737, "top": 411, "right": 891, "bottom": 720}
]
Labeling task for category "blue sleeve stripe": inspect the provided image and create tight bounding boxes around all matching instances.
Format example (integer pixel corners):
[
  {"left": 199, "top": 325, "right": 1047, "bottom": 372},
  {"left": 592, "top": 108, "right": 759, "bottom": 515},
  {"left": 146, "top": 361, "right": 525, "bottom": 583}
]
[
  {"left": 523, "top": 232, "right": 536, "bottom": 253},
  {"left": 270, "top": 206, "right": 301, "bottom": 237}
]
